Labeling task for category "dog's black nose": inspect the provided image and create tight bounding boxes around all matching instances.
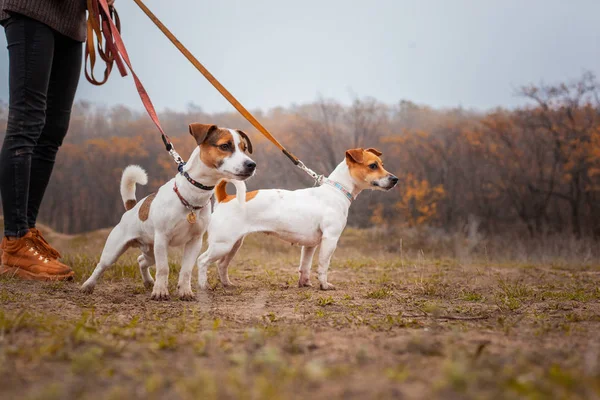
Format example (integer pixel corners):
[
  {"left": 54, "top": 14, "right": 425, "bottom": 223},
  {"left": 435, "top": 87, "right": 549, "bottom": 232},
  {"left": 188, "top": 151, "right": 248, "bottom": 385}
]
[
  {"left": 390, "top": 175, "right": 399, "bottom": 185},
  {"left": 244, "top": 160, "right": 257, "bottom": 170}
]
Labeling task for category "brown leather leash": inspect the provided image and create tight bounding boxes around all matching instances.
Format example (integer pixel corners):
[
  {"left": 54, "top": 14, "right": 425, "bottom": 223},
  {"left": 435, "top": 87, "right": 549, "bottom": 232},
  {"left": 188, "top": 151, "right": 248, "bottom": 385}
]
[
  {"left": 85, "top": 0, "right": 324, "bottom": 181},
  {"left": 131, "top": 0, "right": 301, "bottom": 166}
]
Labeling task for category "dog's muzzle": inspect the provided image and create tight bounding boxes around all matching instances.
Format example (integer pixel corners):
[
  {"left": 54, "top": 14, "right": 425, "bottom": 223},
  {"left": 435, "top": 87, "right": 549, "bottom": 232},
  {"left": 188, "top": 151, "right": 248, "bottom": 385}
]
[
  {"left": 373, "top": 174, "right": 398, "bottom": 190},
  {"left": 236, "top": 160, "right": 256, "bottom": 179}
]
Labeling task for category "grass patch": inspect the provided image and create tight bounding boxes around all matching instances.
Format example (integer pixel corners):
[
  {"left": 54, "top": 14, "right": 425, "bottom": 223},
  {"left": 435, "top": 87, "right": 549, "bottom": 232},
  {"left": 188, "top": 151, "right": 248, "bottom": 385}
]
[
  {"left": 366, "top": 287, "right": 394, "bottom": 299},
  {"left": 460, "top": 291, "right": 485, "bottom": 302},
  {"left": 316, "top": 296, "right": 335, "bottom": 307}
]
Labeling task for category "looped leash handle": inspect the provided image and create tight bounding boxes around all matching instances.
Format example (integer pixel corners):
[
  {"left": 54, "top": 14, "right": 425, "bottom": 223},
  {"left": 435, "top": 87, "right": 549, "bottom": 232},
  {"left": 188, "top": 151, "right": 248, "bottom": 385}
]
[{"left": 85, "top": 0, "right": 125, "bottom": 85}]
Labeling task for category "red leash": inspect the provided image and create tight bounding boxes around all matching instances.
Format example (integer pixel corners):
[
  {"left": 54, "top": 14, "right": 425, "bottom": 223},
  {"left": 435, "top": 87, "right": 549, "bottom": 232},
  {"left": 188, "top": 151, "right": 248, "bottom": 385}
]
[{"left": 85, "top": 0, "right": 181, "bottom": 162}]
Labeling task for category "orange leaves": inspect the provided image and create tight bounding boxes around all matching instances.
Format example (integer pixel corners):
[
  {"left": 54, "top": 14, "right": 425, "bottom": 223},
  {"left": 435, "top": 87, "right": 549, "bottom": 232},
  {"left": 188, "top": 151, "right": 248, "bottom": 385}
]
[
  {"left": 395, "top": 174, "right": 445, "bottom": 227},
  {"left": 3, "top": 75, "right": 600, "bottom": 236},
  {"left": 370, "top": 203, "right": 385, "bottom": 225}
]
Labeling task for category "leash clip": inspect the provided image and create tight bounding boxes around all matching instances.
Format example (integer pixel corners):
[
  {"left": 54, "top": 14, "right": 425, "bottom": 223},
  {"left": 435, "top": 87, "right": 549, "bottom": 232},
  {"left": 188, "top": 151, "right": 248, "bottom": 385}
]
[
  {"left": 296, "top": 160, "right": 324, "bottom": 186},
  {"left": 168, "top": 147, "right": 185, "bottom": 167}
]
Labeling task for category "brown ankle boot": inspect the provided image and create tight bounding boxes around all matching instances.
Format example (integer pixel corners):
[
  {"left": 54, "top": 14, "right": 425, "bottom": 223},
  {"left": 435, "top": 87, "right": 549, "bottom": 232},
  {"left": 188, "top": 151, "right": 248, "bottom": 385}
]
[
  {"left": 0, "top": 232, "right": 74, "bottom": 281},
  {"left": 30, "top": 228, "right": 61, "bottom": 259}
]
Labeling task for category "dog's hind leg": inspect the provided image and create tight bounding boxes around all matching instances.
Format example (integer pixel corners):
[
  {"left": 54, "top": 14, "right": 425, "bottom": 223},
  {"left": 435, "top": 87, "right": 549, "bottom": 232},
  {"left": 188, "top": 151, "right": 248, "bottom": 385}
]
[
  {"left": 138, "top": 245, "right": 155, "bottom": 289},
  {"left": 217, "top": 237, "right": 244, "bottom": 288},
  {"left": 196, "top": 241, "right": 235, "bottom": 290},
  {"left": 81, "top": 225, "right": 132, "bottom": 293},
  {"left": 298, "top": 246, "right": 317, "bottom": 287},
  {"left": 176, "top": 236, "right": 204, "bottom": 300}
]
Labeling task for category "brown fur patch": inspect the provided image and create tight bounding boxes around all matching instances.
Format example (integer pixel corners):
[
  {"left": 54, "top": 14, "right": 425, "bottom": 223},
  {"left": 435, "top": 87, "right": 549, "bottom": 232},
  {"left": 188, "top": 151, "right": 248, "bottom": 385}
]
[
  {"left": 345, "top": 148, "right": 364, "bottom": 164},
  {"left": 200, "top": 129, "right": 234, "bottom": 169},
  {"left": 366, "top": 147, "right": 382, "bottom": 156},
  {"left": 189, "top": 123, "right": 218, "bottom": 145},
  {"left": 138, "top": 193, "right": 156, "bottom": 222},
  {"left": 345, "top": 148, "right": 391, "bottom": 184},
  {"left": 215, "top": 180, "right": 259, "bottom": 203},
  {"left": 125, "top": 199, "right": 137, "bottom": 211},
  {"left": 236, "top": 130, "right": 253, "bottom": 153},
  {"left": 221, "top": 190, "right": 259, "bottom": 203}
]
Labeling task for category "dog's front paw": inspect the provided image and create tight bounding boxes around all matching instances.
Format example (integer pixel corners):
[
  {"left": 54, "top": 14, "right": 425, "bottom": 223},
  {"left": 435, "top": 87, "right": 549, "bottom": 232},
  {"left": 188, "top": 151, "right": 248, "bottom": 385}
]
[
  {"left": 151, "top": 284, "right": 170, "bottom": 301},
  {"left": 198, "top": 280, "right": 209, "bottom": 290},
  {"left": 298, "top": 276, "right": 313, "bottom": 287},
  {"left": 177, "top": 285, "right": 196, "bottom": 301},
  {"left": 80, "top": 282, "right": 95, "bottom": 294},
  {"left": 151, "top": 291, "right": 170, "bottom": 301},
  {"left": 319, "top": 282, "right": 336, "bottom": 291},
  {"left": 179, "top": 293, "right": 196, "bottom": 301}
]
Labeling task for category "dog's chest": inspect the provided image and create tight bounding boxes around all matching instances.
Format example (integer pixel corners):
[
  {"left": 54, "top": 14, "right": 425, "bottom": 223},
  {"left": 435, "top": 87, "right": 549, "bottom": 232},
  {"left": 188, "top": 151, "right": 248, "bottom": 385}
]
[{"left": 167, "top": 213, "right": 207, "bottom": 246}]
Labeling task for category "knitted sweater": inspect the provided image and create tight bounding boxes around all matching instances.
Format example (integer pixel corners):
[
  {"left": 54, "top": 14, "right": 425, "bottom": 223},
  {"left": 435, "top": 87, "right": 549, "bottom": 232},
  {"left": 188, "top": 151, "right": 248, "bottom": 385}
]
[{"left": 0, "top": 0, "right": 86, "bottom": 42}]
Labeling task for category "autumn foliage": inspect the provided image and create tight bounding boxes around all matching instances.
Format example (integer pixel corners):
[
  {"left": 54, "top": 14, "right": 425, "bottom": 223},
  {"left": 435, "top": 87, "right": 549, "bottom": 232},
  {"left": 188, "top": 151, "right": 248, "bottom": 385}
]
[{"left": 1, "top": 73, "right": 600, "bottom": 237}]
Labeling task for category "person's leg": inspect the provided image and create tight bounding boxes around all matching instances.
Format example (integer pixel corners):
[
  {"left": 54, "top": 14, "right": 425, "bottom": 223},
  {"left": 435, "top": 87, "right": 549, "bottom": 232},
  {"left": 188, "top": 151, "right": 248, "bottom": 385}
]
[
  {"left": 27, "top": 31, "right": 82, "bottom": 228},
  {"left": 0, "top": 16, "right": 73, "bottom": 280},
  {"left": 0, "top": 15, "right": 54, "bottom": 238}
]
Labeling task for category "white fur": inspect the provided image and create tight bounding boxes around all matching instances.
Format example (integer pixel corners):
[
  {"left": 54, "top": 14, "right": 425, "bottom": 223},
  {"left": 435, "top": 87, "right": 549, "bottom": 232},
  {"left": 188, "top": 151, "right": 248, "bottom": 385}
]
[
  {"left": 81, "top": 129, "right": 255, "bottom": 300},
  {"left": 120, "top": 165, "right": 148, "bottom": 205},
  {"left": 231, "top": 180, "right": 247, "bottom": 206},
  {"left": 220, "top": 129, "right": 254, "bottom": 179},
  {"left": 194, "top": 157, "right": 397, "bottom": 291}
]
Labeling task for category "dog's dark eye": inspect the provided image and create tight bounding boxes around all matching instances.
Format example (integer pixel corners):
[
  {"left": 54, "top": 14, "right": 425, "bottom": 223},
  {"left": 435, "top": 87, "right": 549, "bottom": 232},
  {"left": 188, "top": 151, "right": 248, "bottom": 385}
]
[
  {"left": 219, "top": 143, "right": 230, "bottom": 151},
  {"left": 369, "top": 163, "right": 378, "bottom": 170}
]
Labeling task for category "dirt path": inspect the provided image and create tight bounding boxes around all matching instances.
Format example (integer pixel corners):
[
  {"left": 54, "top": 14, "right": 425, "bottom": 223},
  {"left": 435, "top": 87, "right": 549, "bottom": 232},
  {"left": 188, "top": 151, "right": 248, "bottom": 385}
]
[{"left": 1, "top": 230, "right": 599, "bottom": 399}]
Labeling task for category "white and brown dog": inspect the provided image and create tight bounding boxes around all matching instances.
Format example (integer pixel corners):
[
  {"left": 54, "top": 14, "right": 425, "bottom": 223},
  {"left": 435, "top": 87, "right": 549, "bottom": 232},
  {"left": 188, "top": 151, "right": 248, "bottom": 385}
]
[
  {"left": 81, "top": 123, "right": 256, "bottom": 300},
  {"left": 193, "top": 148, "right": 398, "bottom": 292}
]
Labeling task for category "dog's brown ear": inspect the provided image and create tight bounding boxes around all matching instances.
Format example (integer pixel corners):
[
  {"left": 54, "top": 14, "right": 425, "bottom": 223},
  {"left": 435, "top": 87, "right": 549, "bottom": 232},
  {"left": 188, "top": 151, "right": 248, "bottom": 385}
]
[
  {"left": 189, "top": 123, "right": 218, "bottom": 145},
  {"left": 366, "top": 148, "right": 382, "bottom": 157},
  {"left": 345, "top": 148, "right": 364, "bottom": 164},
  {"left": 236, "top": 130, "right": 253, "bottom": 154}
]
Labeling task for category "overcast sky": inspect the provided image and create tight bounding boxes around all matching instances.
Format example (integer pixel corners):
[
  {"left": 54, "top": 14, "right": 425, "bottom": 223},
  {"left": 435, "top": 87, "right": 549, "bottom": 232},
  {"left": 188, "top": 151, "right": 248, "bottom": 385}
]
[{"left": 1, "top": 0, "right": 599, "bottom": 113}]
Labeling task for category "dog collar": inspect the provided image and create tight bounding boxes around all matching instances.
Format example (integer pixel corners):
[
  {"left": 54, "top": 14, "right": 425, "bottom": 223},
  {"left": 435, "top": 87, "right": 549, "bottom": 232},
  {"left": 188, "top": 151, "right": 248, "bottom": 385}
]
[
  {"left": 179, "top": 168, "right": 215, "bottom": 190},
  {"left": 173, "top": 182, "right": 209, "bottom": 211},
  {"left": 321, "top": 178, "right": 354, "bottom": 202}
]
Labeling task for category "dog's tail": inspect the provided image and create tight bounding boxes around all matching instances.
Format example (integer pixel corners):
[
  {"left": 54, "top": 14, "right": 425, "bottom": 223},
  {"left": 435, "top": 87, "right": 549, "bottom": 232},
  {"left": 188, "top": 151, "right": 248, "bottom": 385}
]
[
  {"left": 120, "top": 165, "right": 148, "bottom": 210},
  {"left": 215, "top": 179, "right": 247, "bottom": 206}
]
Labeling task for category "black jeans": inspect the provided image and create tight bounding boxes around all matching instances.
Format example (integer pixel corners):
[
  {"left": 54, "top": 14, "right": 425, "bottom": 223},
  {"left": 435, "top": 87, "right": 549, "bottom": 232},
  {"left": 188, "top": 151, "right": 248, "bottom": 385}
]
[{"left": 0, "top": 14, "right": 82, "bottom": 238}]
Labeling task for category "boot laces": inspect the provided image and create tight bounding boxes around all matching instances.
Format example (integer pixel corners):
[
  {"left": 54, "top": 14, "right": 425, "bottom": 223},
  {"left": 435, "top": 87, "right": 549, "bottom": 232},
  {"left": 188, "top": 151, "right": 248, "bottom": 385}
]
[
  {"left": 26, "top": 241, "right": 50, "bottom": 264},
  {"left": 31, "top": 230, "right": 61, "bottom": 259}
]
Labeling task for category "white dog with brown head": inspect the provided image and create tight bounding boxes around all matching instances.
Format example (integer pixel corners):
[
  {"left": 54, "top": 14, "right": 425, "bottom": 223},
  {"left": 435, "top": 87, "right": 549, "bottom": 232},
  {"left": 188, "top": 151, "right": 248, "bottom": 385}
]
[
  {"left": 193, "top": 147, "right": 398, "bottom": 293},
  {"left": 81, "top": 123, "right": 256, "bottom": 300}
]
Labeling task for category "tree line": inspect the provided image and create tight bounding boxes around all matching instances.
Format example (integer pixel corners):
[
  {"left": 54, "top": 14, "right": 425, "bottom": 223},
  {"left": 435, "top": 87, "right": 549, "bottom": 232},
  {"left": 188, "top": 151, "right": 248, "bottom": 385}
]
[{"left": 0, "top": 73, "right": 599, "bottom": 237}]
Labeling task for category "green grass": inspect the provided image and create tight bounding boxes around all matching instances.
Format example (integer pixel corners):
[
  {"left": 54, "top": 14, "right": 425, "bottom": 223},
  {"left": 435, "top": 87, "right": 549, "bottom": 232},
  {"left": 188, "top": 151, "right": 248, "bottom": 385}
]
[
  {"left": 316, "top": 295, "right": 335, "bottom": 306},
  {"left": 460, "top": 291, "right": 485, "bottom": 302}
]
